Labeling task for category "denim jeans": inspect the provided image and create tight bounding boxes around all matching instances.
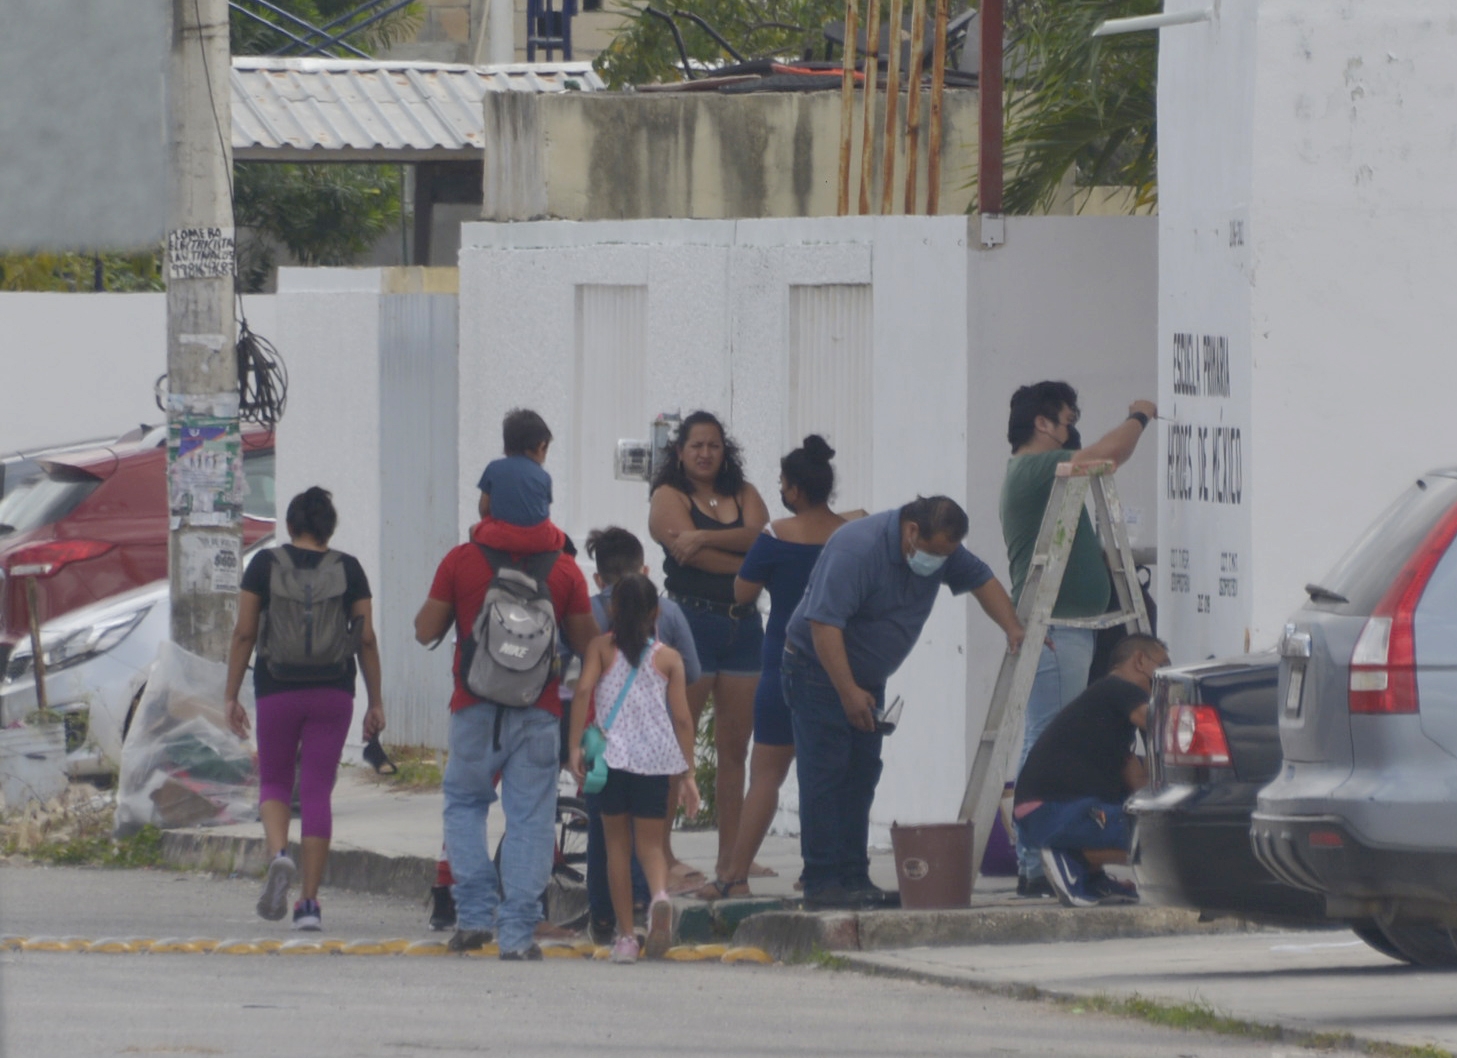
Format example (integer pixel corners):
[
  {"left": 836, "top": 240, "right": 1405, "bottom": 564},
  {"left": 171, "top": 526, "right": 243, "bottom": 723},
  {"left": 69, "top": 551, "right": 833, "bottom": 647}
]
[
  {"left": 442, "top": 703, "right": 560, "bottom": 952},
  {"left": 782, "top": 647, "right": 885, "bottom": 894},
  {"left": 1015, "top": 626, "right": 1095, "bottom": 878},
  {"left": 584, "top": 790, "right": 650, "bottom": 928}
]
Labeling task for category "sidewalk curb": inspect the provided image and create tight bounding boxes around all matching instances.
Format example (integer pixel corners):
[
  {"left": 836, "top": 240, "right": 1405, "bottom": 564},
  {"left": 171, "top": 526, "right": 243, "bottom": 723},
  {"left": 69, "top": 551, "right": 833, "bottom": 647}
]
[
  {"left": 834, "top": 951, "right": 1433, "bottom": 1058},
  {"left": 160, "top": 832, "right": 435, "bottom": 900},
  {"left": 731, "top": 905, "right": 1253, "bottom": 961}
]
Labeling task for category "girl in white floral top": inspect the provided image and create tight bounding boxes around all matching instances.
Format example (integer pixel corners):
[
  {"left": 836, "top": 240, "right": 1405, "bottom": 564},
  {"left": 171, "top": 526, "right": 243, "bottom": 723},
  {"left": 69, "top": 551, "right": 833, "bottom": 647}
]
[{"left": 569, "top": 574, "right": 700, "bottom": 963}]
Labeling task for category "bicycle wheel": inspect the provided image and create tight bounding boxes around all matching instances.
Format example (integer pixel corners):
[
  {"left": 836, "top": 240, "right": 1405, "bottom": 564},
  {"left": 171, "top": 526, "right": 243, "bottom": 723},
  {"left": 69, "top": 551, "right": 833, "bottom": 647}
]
[
  {"left": 493, "top": 796, "right": 592, "bottom": 928},
  {"left": 543, "top": 797, "right": 591, "bottom": 928}
]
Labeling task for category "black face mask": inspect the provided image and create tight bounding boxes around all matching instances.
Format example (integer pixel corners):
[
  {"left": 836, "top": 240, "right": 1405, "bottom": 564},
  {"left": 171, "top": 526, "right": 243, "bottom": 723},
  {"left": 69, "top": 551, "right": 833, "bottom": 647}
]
[
  {"left": 1062, "top": 426, "right": 1082, "bottom": 451},
  {"left": 780, "top": 490, "right": 796, "bottom": 514}
]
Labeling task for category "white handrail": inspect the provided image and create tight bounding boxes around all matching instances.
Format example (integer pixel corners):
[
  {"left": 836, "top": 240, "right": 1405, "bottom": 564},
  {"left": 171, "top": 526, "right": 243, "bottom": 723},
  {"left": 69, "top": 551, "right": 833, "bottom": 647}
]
[{"left": 1092, "top": 7, "right": 1213, "bottom": 37}]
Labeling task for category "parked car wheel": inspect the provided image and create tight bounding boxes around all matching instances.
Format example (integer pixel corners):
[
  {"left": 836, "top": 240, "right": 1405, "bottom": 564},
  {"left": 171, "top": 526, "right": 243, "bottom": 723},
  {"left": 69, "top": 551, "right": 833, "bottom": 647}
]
[
  {"left": 1375, "top": 916, "right": 1457, "bottom": 968},
  {"left": 1348, "top": 919, "right": 1411, "bottom": 963}
]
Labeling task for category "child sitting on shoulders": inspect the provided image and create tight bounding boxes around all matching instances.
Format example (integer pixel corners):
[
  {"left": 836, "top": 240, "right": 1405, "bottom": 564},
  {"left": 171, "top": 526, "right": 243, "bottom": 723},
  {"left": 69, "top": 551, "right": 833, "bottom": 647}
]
[{"left": 477, "top": 408, "right": 553, "bottom": 526}]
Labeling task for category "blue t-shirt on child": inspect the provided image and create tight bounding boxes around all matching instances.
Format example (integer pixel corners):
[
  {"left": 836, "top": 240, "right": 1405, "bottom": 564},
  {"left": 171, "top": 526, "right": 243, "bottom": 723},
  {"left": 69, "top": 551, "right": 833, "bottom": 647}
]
[{"left": 477, "top": 454, "right": 553, "bottom": 526}]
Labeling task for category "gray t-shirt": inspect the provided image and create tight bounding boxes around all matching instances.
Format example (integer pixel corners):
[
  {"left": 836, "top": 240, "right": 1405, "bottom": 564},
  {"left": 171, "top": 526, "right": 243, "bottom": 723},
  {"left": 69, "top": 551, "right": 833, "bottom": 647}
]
[{"left": 592, "top": 588, "right": 702, "bottom": 686}]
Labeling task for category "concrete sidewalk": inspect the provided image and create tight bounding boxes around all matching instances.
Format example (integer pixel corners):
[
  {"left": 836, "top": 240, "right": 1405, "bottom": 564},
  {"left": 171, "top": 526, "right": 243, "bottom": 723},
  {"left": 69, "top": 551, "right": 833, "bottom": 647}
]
[{"left": 159, "top": 765, "right": 1247, "bottom": 954}]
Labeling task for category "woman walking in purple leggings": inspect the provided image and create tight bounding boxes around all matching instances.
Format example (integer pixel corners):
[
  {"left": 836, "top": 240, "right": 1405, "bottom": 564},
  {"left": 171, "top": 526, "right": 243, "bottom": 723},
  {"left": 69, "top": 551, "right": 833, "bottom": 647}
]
[{"left": 225, "top": 487, "right": 385, "bottom": 931}]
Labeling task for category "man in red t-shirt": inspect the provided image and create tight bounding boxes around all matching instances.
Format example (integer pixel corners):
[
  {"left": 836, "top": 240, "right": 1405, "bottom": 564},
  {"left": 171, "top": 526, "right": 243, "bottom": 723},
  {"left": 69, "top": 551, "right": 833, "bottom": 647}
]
[{"left": 415, "top": 517, "right": 597, "bottom": 959}]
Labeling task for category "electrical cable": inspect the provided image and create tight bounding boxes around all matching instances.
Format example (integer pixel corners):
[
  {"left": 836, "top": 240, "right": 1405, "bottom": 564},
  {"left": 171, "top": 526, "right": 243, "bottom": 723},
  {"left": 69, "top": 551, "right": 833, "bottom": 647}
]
[
  {"left": 236, "top": 321, "right": 289, "bottom": 432},
  {"left": 187, "top": 0, "right": 290, "bottom": 432}
]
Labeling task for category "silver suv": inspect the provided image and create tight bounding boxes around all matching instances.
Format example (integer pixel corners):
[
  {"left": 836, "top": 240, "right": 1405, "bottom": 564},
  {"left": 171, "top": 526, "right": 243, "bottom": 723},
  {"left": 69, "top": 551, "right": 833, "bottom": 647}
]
[{"left": 1252, "top": 469, "right": 1457, "bottom": 966}]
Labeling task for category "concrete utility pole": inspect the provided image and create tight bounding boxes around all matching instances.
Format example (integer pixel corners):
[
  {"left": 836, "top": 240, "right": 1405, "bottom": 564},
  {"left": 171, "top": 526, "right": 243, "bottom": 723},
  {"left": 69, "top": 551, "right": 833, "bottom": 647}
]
[{"left": 166, "top": 0, "right": 243, "bottom": 662}]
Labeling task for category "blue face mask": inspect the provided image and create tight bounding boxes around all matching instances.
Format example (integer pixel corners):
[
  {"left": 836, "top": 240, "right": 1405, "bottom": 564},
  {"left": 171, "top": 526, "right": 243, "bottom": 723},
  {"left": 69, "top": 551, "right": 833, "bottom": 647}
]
[{"left": 907, "top": 548, "right": 948, "bottom": 577}]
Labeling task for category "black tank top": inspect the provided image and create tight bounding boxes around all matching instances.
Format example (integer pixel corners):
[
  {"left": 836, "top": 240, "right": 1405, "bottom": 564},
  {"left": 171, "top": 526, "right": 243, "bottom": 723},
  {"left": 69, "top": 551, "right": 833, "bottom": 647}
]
[{"left": 662, "top": 497, "right": 743, "bottom": 605}]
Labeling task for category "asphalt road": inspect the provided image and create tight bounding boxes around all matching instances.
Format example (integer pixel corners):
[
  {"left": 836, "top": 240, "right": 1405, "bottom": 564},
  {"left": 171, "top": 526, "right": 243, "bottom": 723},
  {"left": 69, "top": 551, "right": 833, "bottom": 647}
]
[{"left": 0, "top": 862, "right": 1373, "bottom": 1058}]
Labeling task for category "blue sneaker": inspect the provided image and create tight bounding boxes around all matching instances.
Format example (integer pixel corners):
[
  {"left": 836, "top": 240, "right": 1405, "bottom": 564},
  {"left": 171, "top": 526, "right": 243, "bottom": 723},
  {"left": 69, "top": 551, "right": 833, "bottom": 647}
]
[
  {"left": 292, "top": 898, "right": 322, "bottom": 931},
  {"left": 1040, "top": 848, "right": 1098, "bottom": 908},
  {"left": 1087, "top": 872, "right": 1139, "bottom": 905}
]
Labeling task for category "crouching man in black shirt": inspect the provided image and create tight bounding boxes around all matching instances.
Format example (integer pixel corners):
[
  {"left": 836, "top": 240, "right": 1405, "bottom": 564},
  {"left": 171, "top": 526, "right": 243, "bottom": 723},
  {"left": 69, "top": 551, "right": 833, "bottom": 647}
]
[{"left": 1012, "top": 633, "right": 1169, "bottom": 907}]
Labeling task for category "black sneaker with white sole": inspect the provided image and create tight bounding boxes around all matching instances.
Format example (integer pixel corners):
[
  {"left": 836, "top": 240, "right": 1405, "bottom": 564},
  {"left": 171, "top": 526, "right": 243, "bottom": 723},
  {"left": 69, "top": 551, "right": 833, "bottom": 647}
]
[
  {"left": 447, "top": 928, "right": 495, "bottom": 952},
  {"left": 292, "top": 898, "right": 322, "bottom": 931}
]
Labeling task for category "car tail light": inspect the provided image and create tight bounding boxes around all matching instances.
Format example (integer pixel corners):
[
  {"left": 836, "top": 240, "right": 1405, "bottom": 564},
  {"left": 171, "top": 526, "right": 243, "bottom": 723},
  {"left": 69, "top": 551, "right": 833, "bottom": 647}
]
[
  {"left": 1163, "top": 703, "right": 1232, "bottom": 766},
  {"left": 1308, "top": 829, "right": 1345, "bottom": 848},
  {"left": 1349, "top": 501, "right": 1457, "bottom": 714},
  {"left": 3, "top": 539, "right": 116, "bottom": 578}
]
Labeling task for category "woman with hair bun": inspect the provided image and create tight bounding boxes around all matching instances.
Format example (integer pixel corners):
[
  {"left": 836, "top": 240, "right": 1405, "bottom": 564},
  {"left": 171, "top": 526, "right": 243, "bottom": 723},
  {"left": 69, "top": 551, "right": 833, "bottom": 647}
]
[
  {"left": 225, "top": 486, "right": 384, "bottom": 932},
  {"left": 696, "top": 435, "right": 850, "bottom": 899}
]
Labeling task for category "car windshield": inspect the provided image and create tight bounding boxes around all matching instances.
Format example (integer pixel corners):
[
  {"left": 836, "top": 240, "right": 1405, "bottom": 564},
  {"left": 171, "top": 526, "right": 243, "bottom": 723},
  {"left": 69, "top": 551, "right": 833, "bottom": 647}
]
[
  {"left": 243, "top": 450, "right": 275, "bottom": 521},
  {"left": 0, "top": 467, "right": 100, "bottom": 537},
  {"left": 1310, "top": 474, "right": 1457, "bottom": 612}
]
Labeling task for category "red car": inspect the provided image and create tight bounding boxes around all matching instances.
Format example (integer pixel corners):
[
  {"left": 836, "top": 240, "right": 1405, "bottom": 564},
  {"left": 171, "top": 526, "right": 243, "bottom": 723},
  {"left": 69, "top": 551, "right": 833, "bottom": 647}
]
[{"left": 0, "top": 425, "right": 275, "bottom": 669}]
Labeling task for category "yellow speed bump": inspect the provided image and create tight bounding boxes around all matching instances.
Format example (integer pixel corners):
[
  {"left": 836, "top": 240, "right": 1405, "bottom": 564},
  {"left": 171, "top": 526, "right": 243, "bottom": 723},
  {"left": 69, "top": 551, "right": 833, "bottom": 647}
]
[
  {"left": 252, "top": 939, "right": 284, "bottom": 953},
  {"left": 721, "top": 946, "right": 774, "bottom": 965},
  {"left": 377, "top": 938, "right": 412, "bottom": 954},
  {"left": 215, "top": 939, "right": 260, "bottom": 956},
  {"left": 187, "top": 938, "right": 221, "bottom": 954},
  {"left": 1, "top": 936, "right": 28, "bottom": 950},
  {"left": 23, "top": 936, "right": 87, "bottom": 952},
  {"left": 86, "top": 938, "right": 140, "bottom": 954},
  {"left": 148, "top": 938, "right": 194, "bottom": 953},
  {"left": 663, "top": 945, "right": 715, "bottom": 962},
  {"left": 401, "top": 940, "right": 450, "bottom": 957},
  {"left": 540, "top": 943, "right": 584, "bottom": 959},
  {"left": 463, "top": 943, "right": 500, "bottom": 957},
  {"left": 340, "top": 940, "right": 391, "bottom": 956},
  {"left": 318, "top": 939, "right": 347, "bottom": 952},
  {"left": 591, "top": 945, "right": 612, "bottom": 960},
  {"left": 277, "top": 939, "right": 326, "bottom": 955},
  {"left": 571, "top": 940, "right": 598, "bottom": 955}
]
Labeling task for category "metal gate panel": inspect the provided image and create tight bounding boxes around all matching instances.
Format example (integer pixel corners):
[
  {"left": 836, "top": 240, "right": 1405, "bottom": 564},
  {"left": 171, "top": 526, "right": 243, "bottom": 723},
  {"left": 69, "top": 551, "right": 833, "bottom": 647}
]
[
  {"left": 379, "top": 293, "right": 459, "bottom": 749},
  {"left": 788, "top": 284, "right": 874, "bottom": 512},
  {"left": 572, "top": 284, "right": 649, "bottom": 542}
]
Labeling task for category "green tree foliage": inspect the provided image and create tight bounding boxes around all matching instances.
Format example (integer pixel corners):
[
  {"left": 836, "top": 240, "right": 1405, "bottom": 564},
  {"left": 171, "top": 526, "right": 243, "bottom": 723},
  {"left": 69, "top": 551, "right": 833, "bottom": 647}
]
[
  {"left": 595, "top": 0, "right": 846, "bottom": 88},
  {"left": 230, "top": 0, "right": 421, "bottom": 56},
  {"left": 0, "top": 251, "right": 164, "bottom": 292},
  {"left": 234, "top": 163, "right": 402, "bottom": 289},
  {"left": 1000, "top": 0, "right": 1159, "bottom": 214}
]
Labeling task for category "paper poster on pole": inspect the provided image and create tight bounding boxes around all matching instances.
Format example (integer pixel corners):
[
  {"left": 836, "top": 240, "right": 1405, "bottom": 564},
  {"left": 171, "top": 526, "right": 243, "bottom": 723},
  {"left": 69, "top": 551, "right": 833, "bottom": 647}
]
[{"left": 168, "top": 416, "right": 245, "bottom": 529}]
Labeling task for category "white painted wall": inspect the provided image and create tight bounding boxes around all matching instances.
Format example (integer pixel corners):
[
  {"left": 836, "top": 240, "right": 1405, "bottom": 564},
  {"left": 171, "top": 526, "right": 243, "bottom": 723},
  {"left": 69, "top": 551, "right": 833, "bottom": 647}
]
[
  {"left": 1158, "top": 0, "right": 1457, "bottom": 659},
  {"left": 459, "top": 215, "right": 1156, "bottom": 843},
  {"left": 0, "top": 293, "right": 276, "bottom": 453},
  {"left": 273, "top": 270, "right": 385, "bottom": 749}
]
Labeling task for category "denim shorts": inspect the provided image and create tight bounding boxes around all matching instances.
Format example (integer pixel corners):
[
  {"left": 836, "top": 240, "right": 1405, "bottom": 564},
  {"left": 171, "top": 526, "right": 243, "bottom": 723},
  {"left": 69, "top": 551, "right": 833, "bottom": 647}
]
[
  {"left": 679, "top": 603, "right": 764, "bottom": 678},
  {"left": 598, "top": 768, "right": 671, "bottom": 819},
  {"left": 1016, "top": 796, "right": 1130, "bottom": 853}
]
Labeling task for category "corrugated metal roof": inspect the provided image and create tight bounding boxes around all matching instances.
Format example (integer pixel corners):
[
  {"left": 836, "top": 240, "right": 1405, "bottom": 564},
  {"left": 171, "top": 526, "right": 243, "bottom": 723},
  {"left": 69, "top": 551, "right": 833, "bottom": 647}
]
[{"left": 232, "top": 57, "right": 604, "bottom": 161}]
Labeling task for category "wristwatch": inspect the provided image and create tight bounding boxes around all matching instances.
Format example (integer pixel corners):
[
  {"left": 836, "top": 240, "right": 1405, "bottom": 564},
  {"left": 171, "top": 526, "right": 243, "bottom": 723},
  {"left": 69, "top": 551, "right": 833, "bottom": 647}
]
[{"left": 1128, "top": 411, "right": 1150, "bottom": 428}]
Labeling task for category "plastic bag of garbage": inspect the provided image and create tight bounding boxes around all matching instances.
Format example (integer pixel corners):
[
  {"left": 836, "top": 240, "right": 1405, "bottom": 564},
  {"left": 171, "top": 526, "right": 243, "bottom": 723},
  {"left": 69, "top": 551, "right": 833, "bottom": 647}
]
[{"left": 115, "top": 640, "right": 257, "bottom": 835}]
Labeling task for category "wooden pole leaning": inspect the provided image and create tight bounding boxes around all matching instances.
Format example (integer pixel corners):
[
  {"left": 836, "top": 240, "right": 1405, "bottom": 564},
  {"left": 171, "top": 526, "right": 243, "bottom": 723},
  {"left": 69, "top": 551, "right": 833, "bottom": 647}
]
[
  {"left": 837, "top": 0, "right": 860, "bottom": 215},
  {"left": 902, "top": 0, "right": 927, "bottom": 213},
  {"left": 926, "top": 0, "right": 948, "bottom": 213},
  {"left": 857, "top": 0, "right": 882, "bottom": 214},
  {"left": 878, "top": 0, "right": 905, "bottom": 214}
]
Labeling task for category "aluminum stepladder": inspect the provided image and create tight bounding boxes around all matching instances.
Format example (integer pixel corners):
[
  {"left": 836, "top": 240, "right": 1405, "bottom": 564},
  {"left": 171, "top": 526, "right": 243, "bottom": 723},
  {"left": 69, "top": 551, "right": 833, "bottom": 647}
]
[{"left": 957, "top": 459, "right": 1153, "bottom": 877}]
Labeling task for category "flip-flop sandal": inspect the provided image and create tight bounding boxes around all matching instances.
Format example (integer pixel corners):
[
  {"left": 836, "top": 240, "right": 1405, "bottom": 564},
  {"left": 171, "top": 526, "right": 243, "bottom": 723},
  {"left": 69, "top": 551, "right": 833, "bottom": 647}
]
[
  {"left": 747, "top": 862, "right": 778, "bottom": 878},
  {"left": 693, "top": 878, "right": 750, "bottom": 901},
  {"left": 362, "top": 735, "right": 397, "bottom": 775}
]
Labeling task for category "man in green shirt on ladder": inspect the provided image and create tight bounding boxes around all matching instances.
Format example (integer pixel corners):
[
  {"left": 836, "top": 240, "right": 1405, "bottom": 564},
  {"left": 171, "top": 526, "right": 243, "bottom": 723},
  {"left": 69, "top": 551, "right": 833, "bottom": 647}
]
[{"left": 999, "top": 381, "right": 1157, "bottom": 897}]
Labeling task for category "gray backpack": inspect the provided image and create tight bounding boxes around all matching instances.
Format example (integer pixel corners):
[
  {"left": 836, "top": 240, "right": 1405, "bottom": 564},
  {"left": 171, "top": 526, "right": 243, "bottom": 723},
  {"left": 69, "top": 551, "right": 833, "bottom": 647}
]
[
  {"left": 461, "top": 545, "right": 561, "bottom": 707},
  {"left": 259, "top": 547, "right": 358, "bottom": 682}
]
